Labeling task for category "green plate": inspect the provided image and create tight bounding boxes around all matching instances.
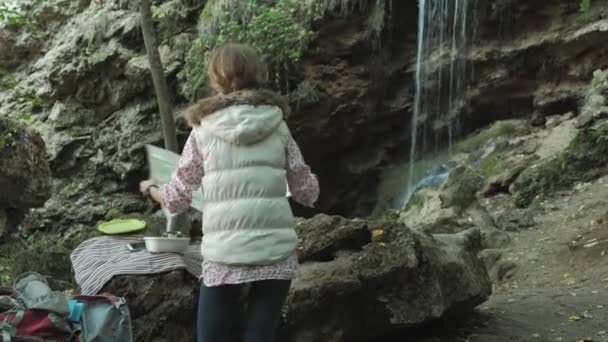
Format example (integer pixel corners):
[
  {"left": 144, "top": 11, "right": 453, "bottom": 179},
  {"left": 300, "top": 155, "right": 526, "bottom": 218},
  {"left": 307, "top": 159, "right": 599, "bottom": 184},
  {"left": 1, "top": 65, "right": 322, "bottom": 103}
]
[{"left": 97, "top": 219, "right": 146, "bottom": 235}]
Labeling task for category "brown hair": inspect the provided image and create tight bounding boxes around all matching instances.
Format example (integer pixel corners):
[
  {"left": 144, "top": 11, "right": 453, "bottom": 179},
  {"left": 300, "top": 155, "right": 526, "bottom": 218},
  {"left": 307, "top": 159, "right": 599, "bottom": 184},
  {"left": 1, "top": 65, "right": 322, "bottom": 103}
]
[
  {"left": 185, "top": 44, "right": 290, "bottom": 126},
  {"left": 207, "top": 43, "right": 267, "bottom": 94}
]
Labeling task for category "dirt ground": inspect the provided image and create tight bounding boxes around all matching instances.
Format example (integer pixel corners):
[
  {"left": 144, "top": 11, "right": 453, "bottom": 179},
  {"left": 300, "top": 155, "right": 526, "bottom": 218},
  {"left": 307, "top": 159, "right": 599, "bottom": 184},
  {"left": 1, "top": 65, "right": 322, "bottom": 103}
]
[{"left": 410, "top": 175, "right": 608, "bottom": 341}]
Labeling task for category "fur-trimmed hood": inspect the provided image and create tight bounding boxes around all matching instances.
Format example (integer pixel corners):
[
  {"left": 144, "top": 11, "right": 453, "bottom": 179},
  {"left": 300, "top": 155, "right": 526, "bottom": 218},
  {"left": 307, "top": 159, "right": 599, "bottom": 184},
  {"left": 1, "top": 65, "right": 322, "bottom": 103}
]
[
  {"left": 187, "top": 89, "right": 291, "bottom": 146},
  {"left": 186, "top": 89, "right": 291, "bottom": 126}
]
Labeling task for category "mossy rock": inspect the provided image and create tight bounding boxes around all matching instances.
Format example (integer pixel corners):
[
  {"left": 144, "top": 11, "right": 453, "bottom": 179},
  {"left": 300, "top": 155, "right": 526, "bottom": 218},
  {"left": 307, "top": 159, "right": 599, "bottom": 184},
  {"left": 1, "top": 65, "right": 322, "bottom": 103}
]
[
  {"left": 455, "top": 120, "right": 531, "bottom": 154},
  {"left": 0, "top": 116, "right": 51, "bottom": 209},
  {"left": 439, "top": 165, "right": 484, "bottom": 211},
  {"left": 512, "top": 124, "right": 608, "bottom": 207},
  {"left": 479, "top": 155, "right": 537, "bottom": 198},
  {"left": 5, "top": 235, "right": 74, "bottom": 289},
  {"left": 481, "top": 154, "right": 507, "bottom": 178}
]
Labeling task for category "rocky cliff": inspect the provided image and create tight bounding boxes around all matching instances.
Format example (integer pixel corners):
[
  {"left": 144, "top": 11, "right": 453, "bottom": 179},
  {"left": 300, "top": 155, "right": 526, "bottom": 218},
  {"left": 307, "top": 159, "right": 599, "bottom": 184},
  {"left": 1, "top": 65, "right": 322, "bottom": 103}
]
[{"left": 0, "top": 0, "right": 607, "bottom": 239}]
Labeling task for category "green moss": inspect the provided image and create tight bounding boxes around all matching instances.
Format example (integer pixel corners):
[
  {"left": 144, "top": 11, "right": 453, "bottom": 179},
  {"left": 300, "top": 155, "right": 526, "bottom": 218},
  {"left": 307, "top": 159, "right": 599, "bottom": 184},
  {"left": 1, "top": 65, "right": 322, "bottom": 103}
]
[
  {"left": 481, "top": 154, "right": 505, "bottom": 178},
  {"left": 0, "top": 256, "right": 12, "bottom": 286},
  {"left": 0, "top": 71, "right": 49, "bottom": 117},
  {"left": 0, "top": 117, "right": 22, "bottom": 150},
  {"left": 580, "top": 0, "right": 592, "bottom": 14},
  {"left": 0, "top": 2, "right": 30, "bottom": 29},
  {"left": 513, "top": 125, "right": 608, "bottom": 207},
  {"left": 455, "top": 121, "right": 529, "bottom": 153}
]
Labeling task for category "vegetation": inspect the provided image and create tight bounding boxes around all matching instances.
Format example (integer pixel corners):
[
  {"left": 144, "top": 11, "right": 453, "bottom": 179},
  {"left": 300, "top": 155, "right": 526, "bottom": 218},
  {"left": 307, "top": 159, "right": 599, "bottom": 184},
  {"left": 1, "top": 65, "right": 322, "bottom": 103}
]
[
  {"left": 0, "top": 116, "right": 22, "bottom": 150},
  {"left": 184, "top": 0, "right": 313, "bottom": 98},
  {"left": 0, "top": 72, "right": 48, "bottom": 139},
  {"left": 0, "top": 1, "right": 28, "bottom": 28},
  {"left": 0, "top": 256, "right": 11, "bottom": 286},
  {"left": 0, "top": 0, "right": 40, "bottom": 32},
  {"left": 580, "top": 0, "right": 592, "bottom": 14},
  {"left": 0, "top": 73, "right": 46, "bottom": 110},
  {"left": 481, "top": 154, "right": 505, "bottom": 178},
  {"left": 290, "top": 79, "right": 327, "bottom": 107}
]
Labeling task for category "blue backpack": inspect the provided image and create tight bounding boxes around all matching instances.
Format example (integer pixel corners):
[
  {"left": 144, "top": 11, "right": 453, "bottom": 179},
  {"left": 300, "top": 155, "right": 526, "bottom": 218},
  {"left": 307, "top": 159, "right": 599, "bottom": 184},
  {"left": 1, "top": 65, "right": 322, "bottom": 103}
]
[{"left": 0, "top": 273, "right": 132, "bottom": 342}]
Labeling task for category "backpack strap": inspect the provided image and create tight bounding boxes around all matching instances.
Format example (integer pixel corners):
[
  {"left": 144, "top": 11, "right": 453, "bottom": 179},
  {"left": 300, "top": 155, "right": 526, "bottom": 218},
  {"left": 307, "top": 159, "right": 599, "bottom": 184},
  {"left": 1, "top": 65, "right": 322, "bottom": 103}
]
[
  {"left": 1, "top": 320, "right": 14, "bottom": 342},
  {"left": 1, "top": 309, "right": 25, "bottom": 336},
  {"left": 2, "top": 329, "right": 11, "bottom": 342}
]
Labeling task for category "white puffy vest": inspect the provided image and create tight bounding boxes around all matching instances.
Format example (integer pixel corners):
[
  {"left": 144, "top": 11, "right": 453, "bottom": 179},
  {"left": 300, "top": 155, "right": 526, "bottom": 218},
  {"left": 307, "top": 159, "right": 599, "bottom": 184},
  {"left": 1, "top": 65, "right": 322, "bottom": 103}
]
[{"left": 194, "top": 104, "right": 297, "bottom": 265}]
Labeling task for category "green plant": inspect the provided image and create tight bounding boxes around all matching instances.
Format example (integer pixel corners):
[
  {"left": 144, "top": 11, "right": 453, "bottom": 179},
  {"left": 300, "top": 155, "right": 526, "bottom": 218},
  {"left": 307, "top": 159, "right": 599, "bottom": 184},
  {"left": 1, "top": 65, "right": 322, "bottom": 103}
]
[
  {"left": 291, "top": 79, "right": 326, "bottom": 107},
  {"left": 0, "top": 1, "right": 28, "bottom": 28},
  {"left": 580, "top": 0, "right": 592, "bottom": 14},
  {"left": 0, "top": 117, "right": 21, "bottom": 150},
  {"left": 0, "top": 256, "right": 12, "bottom": 286},
  {"left": 184, "top": 0, "right": 313, "bottom": 98},
  {"left": 0, "top": 72, "right": 45, "bottom": 141},
  {"left": 0, "top": 0, "right": 39, "bottom": 32}
]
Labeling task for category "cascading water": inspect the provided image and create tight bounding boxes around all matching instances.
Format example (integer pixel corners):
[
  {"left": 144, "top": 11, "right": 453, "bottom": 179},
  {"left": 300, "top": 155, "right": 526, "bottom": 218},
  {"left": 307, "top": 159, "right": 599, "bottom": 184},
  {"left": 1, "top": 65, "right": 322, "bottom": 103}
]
[{"left": 403, "top": 0, "right": 479, "bottom": 202}]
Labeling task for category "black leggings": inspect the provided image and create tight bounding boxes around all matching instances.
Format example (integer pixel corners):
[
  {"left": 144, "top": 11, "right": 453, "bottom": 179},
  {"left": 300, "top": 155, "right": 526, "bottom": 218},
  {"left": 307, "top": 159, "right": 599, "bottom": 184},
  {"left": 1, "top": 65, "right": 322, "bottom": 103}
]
[{"left": 197, "top": 280, "right": 291, "bottom": 342}]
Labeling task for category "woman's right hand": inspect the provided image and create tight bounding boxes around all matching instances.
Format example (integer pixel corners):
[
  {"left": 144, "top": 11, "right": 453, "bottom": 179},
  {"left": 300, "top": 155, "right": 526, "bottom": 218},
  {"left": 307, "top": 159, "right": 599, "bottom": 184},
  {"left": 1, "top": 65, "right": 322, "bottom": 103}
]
[{"left": 139, "top": 179, "right": 155, "bottom": 195}]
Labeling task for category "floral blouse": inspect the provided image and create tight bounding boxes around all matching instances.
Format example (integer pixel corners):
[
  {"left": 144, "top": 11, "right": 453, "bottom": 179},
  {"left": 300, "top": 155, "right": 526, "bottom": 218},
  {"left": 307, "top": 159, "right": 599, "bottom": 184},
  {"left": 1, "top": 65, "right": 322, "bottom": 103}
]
[{"left": 160, "top": 129, "right": 319, "bottom": 287}]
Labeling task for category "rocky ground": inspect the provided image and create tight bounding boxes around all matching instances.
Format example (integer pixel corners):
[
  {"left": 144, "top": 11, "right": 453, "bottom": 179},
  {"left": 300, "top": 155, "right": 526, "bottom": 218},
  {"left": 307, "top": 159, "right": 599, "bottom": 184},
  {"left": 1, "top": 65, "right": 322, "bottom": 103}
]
[
  {"left": 406, "top": 180, "right": 608, "bottom": 342},
  {"left": 373, "top": 69, "right": 608, "bottom": 342}
]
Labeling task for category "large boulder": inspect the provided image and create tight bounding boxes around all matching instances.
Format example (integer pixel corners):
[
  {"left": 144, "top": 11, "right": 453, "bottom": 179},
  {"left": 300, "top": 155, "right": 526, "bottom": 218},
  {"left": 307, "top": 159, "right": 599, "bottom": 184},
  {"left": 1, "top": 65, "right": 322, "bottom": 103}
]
[
  {"left": 0, "top": 117, "right": 51, "bottom": 210},
  {"left": 103, "top": 214, "right": 492, "bottom": 342}
]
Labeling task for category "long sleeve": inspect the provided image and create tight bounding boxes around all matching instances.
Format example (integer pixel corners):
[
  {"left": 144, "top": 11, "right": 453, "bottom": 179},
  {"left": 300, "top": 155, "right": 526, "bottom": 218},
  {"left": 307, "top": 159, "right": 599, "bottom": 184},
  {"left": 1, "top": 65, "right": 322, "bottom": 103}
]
[
  {"left": 285, "top": 131, "right": 319, "bottom": 208},
  {"left": 160, "top": 130, "right": 204, "bottom": 214}
]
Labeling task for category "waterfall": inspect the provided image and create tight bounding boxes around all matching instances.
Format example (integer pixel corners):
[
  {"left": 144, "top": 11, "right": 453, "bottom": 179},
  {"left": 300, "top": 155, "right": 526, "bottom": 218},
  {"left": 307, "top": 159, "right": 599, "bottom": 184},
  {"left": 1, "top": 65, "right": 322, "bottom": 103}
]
[{"left": 406, "top": 0, "right": 478, "bottom": 195}]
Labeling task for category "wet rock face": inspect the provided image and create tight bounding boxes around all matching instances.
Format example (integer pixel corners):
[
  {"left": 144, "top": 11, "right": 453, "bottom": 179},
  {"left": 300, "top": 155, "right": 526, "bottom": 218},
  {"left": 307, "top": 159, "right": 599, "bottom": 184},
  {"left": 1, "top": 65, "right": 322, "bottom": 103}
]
[{"left": 104, "top": 214, "right": 492, "bottom": 342}]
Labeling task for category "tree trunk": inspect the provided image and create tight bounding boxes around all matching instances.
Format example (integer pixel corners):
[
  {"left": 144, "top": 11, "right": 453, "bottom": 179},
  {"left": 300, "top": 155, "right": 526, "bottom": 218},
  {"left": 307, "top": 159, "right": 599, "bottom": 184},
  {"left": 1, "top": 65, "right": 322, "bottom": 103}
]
[{"left": 140, "top": 0, "right": 178, "bottom": 153}]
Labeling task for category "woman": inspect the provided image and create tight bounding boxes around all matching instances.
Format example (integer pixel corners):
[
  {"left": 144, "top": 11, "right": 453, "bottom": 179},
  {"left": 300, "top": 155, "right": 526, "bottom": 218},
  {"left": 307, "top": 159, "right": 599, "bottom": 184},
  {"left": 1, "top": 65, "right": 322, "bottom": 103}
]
[{"left": 139, "top": 43, "right": 319, "bottom": 342}]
